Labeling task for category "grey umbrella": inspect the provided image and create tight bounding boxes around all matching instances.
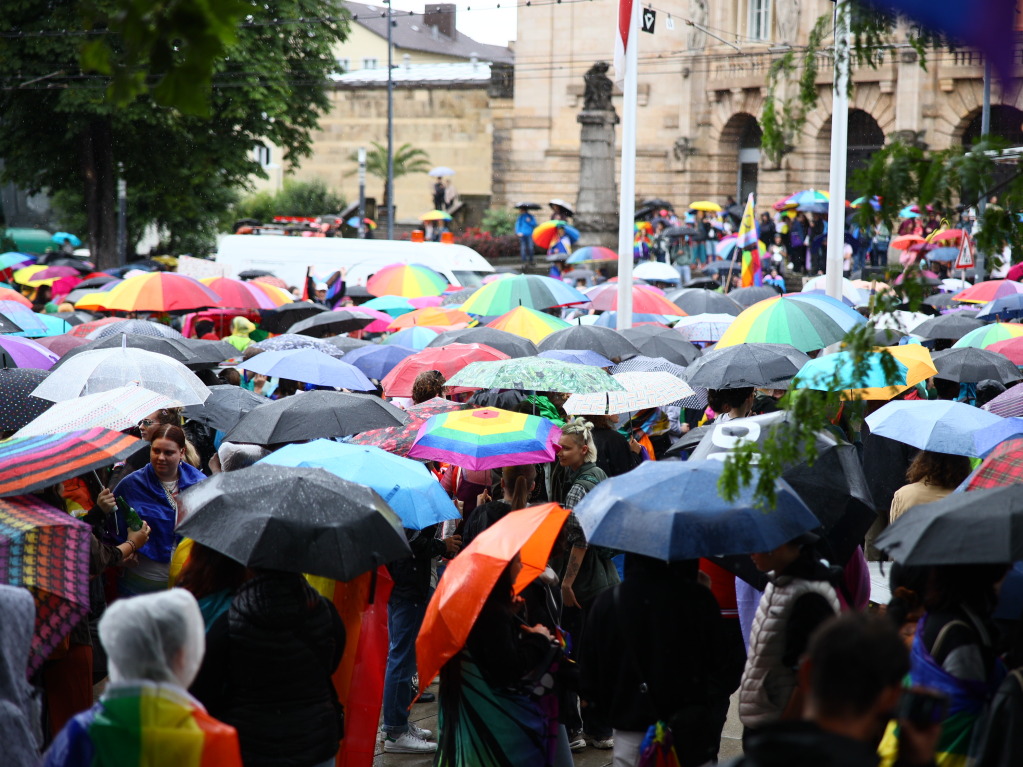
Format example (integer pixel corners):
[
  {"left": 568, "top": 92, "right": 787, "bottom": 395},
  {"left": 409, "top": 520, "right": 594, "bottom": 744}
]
[
  {"left": 183, "top": 384, "right": 267, "bottom": 432},
  {"left": 683, "top": 343, "right": 809, "bottom": 389},
  {"left": 325, "top": 336, "right": 372, "bottom": 354},
  {"left": 252, "top": 333, "right": 345, "bottom": 359},
  {"left": 932, "top": 347, "right": 1022, "bottom": 385},
  {"left": 538, "top": 325, "right": 641, "bottom": 361},
  {"left": 57, "top": 333, "right": 199, "bottom": 368},
  {"left": 665, "top": 288, "right": 742, "bottom": 317},
  {"left": 177, "top": 464, "right": 411, "bottom": 582},
  {"left": 913, "top": 313, "right": 986, "bottom": 341},
  {"left": 260, "top": 302, "right": 326, "bottom": 334},
  {"left": 224, "top": 390, "right": 406, "bottom": 445},
  {"left": 426, "top": 327, "right": 538, "bottom": 359},
  {"left": 728, "top": 286, "right": 782, "bottom": 307},
  {"left": 286, "top": 310, "right": 376, "bottom": 338},
  {"left": 620, "top": 325, "right": 701, "bottom": 366}
]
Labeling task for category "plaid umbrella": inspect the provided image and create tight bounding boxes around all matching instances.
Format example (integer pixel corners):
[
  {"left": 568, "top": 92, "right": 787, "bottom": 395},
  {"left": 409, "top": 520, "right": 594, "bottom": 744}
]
[
  {"left": 0, "top": 495, "right": 92, "bottom": 674},
  {"left": 0, "top": 369, "right": 53, "bottom": 431},
  {"left": 985, "top": 382, "right": 1023, "bottom": 418},
  {"left": 966, "top": 438, "right": 1023, "bottom": 490},
  {"left": 0, "top": 428, "right": 141, "bottom": 497}
]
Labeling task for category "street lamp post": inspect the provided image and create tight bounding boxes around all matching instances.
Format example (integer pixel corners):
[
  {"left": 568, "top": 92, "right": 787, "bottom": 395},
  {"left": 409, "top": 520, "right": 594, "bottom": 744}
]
[{"left": 386, "top": 0, "right": 395, "bottom": 240}]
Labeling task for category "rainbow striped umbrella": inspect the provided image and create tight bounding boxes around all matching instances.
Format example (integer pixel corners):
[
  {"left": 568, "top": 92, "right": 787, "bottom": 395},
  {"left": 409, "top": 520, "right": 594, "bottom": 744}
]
[
  {"left": 0, "top": 494, "right": 92, "bottom": 674},
  {"left": 954, "top": 280, "right": 1023, "bottom": 304},
  {"left": 716, "top": 296, "right": 850, "bottom": 353},
  {"left": 0, "top": 428, "right": 141, "bottom": 498},
  {"left": 367, "top": 263, "right": 448, "bottom": 298},
  {"left": 952, "top": 322, "right": 1023, "bottom": 350},
  {"left": 486, "top": 306, "right": 570, "bottom": 344},
  {"left": 95, "top": 272, "right": 221, "bottom": 312},
  {"left": 247, "top": 280, "right": 293, "bottom": 306},
  {"left": 199, "top": 277, "right": 278, "bottom": 309},
  {"left": 584, "top": 283, "right": 686, "bottom": 315},
  {"left": 567, "top": 246, "right": 617, "bottom": 264},
  {"left": 409, "top": 407, "right": 561, "bottom": 470}
]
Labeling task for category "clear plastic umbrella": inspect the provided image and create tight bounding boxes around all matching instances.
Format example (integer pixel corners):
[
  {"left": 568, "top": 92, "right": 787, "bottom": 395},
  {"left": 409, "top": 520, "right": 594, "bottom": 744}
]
[
  {"left": 15, "top": 386, "right": 180, "bottom": 437},
  {"left": 31, "top": 348, "right": 210, "bottom": 405}
]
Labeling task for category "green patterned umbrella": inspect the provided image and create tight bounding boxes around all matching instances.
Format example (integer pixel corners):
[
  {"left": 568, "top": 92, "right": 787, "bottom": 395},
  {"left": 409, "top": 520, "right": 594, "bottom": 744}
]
[{"left": 445, "top": 357, "right": 625, "bottom": 393}]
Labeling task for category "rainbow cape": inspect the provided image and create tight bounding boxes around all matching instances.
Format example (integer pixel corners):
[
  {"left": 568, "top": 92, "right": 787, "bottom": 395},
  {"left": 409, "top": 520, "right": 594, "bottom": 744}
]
[
  {"left": 736, "top": 193, "right": 763, "bottom": 287},
  {"left": 44, "top": 682, "right": 242, "bottom": 767}
]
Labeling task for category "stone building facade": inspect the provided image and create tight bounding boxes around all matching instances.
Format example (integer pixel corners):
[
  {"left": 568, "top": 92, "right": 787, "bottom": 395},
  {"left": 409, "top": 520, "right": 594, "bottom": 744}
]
[{"left": 499, "top": 0, "right": 1023, "bottom": 212}]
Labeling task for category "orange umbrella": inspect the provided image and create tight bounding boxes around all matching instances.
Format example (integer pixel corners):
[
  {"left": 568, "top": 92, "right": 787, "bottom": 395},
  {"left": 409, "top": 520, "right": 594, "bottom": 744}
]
[
  {"left": 416, "top": 503, "right": 569, "bottom": 692},
  {"left": 891, "top": 234, "right": 926, "bottom": 251},
  {"left": 387, "top": 307, "right": 472, "bottom": 330}
]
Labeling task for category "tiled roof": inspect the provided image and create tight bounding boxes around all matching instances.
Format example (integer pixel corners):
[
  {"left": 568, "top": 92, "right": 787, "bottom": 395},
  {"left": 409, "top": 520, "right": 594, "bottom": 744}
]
[
  {"left": 343, "top": 1, "right": 513, "bottom": 64},
  {"left": 329, "top": 60, "right": 492, "bottom": 85}
]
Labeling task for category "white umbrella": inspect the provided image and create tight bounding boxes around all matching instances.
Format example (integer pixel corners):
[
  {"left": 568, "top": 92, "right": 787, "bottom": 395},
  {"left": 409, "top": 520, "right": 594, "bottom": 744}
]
[
  {"left": 564, "top": 371, "right": 695, "bottom": 415},
  {"left": 633, "top": 261, "right": 681, "bottom": 283},
  {"left": 941, "top": 278, "right": 972, "bottom": 293},
  {"left": 15, "top": 386, "right": 181, "bottom": 437},
  {"left": 429, "top": 166, "right": 455, "bottom": 177},
  {"left": 673, "top": 313, "right": 736, "bottom": 343},
  {"left": 801, "top": 275, "right": 867, "bottom": 305},
  {"left": 31, "top": 347, "right": 210, "bottom": 405}
]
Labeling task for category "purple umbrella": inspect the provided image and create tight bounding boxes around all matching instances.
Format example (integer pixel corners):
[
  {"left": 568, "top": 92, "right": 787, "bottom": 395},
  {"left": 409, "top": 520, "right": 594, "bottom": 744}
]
[
  {"left": 0, "top": 336, "right": 60, "bottom": 370},
  {"left": 985, "top": 382, "right": 1023, "bottom": 418}
]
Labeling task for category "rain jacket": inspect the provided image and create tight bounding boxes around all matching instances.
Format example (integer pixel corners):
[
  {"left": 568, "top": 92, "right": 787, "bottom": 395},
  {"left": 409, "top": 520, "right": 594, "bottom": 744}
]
[
  {"left": 0, "top": 585, "right": 39, "bottom": 767},
  {"left": 223, "top": 317, "right": 256, "bottom": 353},
  {"left": 113, "top": 462, "right": 206, "bottom": 564}
]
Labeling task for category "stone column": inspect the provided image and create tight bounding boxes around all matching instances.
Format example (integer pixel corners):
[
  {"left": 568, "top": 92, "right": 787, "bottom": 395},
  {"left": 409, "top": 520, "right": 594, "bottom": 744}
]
[{"left": 574, "top": 63, "right": 620, "bottom": 249}]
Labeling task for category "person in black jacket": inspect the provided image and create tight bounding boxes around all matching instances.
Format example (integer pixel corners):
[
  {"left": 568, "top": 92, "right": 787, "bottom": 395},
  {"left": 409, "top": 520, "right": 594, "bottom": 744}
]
[
  {"left": 190, "top": 569, "right": 345, "bottom": 767},
  {"left": 587, "top": 415, "right": 643, "bottom": 478},
  {"left": 579, "top": 555, "right": 724, "bottom": 767}
]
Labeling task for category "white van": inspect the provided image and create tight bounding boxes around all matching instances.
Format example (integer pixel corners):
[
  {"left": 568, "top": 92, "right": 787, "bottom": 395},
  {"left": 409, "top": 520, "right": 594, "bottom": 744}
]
[{"left": 215, "top": 235, "right": 495, "bottom": 289}]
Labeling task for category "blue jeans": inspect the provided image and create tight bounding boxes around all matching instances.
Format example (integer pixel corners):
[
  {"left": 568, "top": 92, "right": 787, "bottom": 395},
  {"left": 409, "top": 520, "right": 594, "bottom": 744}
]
[
  {"left": 382, "top": 595, "right": 427, "bottom": 736},
  {"left": 519, "top": 235, "right": 534, "bottom": 263}
]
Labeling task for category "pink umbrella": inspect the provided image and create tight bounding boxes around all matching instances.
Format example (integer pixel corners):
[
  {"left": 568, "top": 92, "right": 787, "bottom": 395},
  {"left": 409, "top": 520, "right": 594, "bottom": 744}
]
[
  {"left": 34, "top": 335, "right": 90, "bottom": 357},
  {"left": 408, "top": 296, "right": 444, "bottom": 309}
]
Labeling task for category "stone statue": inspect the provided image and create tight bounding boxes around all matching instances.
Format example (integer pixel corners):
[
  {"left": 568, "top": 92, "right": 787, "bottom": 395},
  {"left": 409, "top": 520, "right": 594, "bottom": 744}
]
[
  {"left": 775, "top": 0, "right": 799, "bottom": 43},
  {"left": 583, "top": 62, "right": 614, "bottom": 112},
  {"left": 687, "top": 0, "right": 707, "bottom": 50}
]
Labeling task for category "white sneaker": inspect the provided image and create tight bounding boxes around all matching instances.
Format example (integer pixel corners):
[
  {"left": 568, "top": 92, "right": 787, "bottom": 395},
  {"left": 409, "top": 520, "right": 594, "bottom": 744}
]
[
  {"left": 383, "top": 731, "right": 438, "bottom": 753},
  {"left": 381, "top": 723, "right": 433, "bottom": 741}
]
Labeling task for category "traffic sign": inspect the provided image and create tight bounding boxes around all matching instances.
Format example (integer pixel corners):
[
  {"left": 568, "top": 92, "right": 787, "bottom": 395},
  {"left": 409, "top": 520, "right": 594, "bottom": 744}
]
[
  {"left": 641, "top": 7, "right": 656, "bottom": 33},
  {"left": 954, "top": 236, "right": 975, "bottom": 270}
]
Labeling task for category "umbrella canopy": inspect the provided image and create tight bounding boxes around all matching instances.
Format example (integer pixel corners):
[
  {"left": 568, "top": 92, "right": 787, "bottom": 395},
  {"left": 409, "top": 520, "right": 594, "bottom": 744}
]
[
  {"left": 259, "top": 302, "right": 326, "bottom": 334},
  {"left": 913, "top": 313, "right": 987, "bottom": 341},
  {"left": 973, "top": 418, "right": 1023, "bottom": 458},
  {"left": 460, "top": 274, "right": 588, "bottom": 315},
  {"left": 0, "top": 369, "right": 52, "bottom": 431},
  {"left": 349, "top": 398, "right": 472, "bottom": 457},
  {"left": 67, "top": 317, "right": 121, "bottom": 338},
  {"left": 179, "top": 338, "right": 238, "bottom": 368},
  {"left": 537, "top": 349, "right": 614, "bottom": 367},
  {"left": 875, "top": 485, "right": 1023, "bottom": 565},
  {"left": 341, "top": 344, "right": 417, "bottom": 380},
  {"left": 0, "top": 495, "right": 92, "bottom": 674},
  {"left": 985, "top": 383, "right": 1023, "bottom": 418},
  {"left": 727, "top": 286, "right": 780, "bottom": 308},
  {"left": 717, "top": 296, "right": 852, "bottom": 353},
  {"left": 446, "top": 356, "right": 625, "bottom": 394},
  {"left": 58, "top": 333, "right": 200, "bottom": 368},
  {"left": 537, "top": 325, "right": 641, "bottom": 360},
  {"left": 182, "top": 385, "right": 267, "bottom": 433},
  {"left": 664, "top": 288, "right": 742, "bottom": 317},
  {"left": 387, "top": 307, "right": 471, "bottom": 330},
  {"left": 0, "top": 310, "right": 25, "bottom": 334},
  {"left": 252, "top": 333, "right": 344, "bottom": 359},
  {"left": 88, "top": 319, "right": 183, "bottom": 340},
  {"left": 224, "top": 390, "right": 405, "bottom": 445},
  {"left": 362, "top": 295, "right": 415, "bottom": 317},
  {"left": 584, "top": 283, "right": 685, "bottom": 315},
  {"left": 795, "top": 351, "right": 909, "bottom": 400},
  {"left": 0, "top": 336, "right": 60, "bottom": 370},
  {"left": 953, "top": 322, "right": 1023, "bottom": 350},
  {"left": 260, "top": 441, "right": 459, "bottom": 529},
  {"left": 932, "top": 347, "right": 1022, "bottom": 385},
  {"left": 966, "top": 438, "right": 1023, "bottom": 490},
  {"left": 419, "top": 210, "right": 453, "bottom": 222},
  {"left": 976, "top": 294, "right": 1023, "bottom": 321},
  {"left": 0, "top": 288, "right": 32, "bottom": 308},
  {"left": 177, "top": 464, "right": 410, "bottom": 582},
  {"left": 416, "top": 503, "right": 570, "bottom": 692},
  {"left": 381, "top": 342, "right": 509, "bottom": 398},
  {"left": 198, "top": 277, "right": 279, "bottom": 310},
  {"left": 384, "top": 327, "right": 439, "bottom": 350},
  {"left": 429, "top": 166, "right": 455, "bottom": 177},
  {"left": 15, "top": 386, "right": 179, "bottom": 438},
  {"left": 485, "top": 306, "right": 570, "bottom": 344},
  {"left": 93, "top": 272, "right": 221, "bottom": 312},
  {"left": 0, "top": 253, "right": 34, "bottom": 271},
  {"left": 532, "top": 220, "right": 580, "bottom": 248},
  {"left": 325, "top": 335, "right": 372, "bottom": 354},
  {"left": 609, "top": 355, "right": 707, "bottom": 411},
  {"left": 440, "top": 287, "right": 477, "bottom": 306},
  {"left": 6, "top": 312, "right": 71, "bottom": 339},
  {"left": 865, "top": 400, "right": 1003, "bottom": 457},
  {"left": 31, "top": 347, "right": 210, "bottom": 404},
  {"left": 566, "top": 246, "right": 618, "bottom": 264},
  {"left": 564, "top": 371, "right": 695, "bottom": 415},
  {"left": 689, "top": 201, "right": 723, "bottom": 212},
  {"left": 620, "top": 325, "right": 700, "bottom": 366},
  {"left": 923, "top": 293, "right": 959, "bottom": 311},
  {"left": 409, "top": 407, "right": 562, "bottom": 470},
  {"left": 0, "top": 428, "right": 141, "bottom": 497},
  {"left": 286, "top": 310, "right": 375, "bottom": 338},
  {"left": 574, "top": 460, "right": 820, "bottom": 560},
  {"left": 427, "top": 326, "right": 539, "bottom": 359},
  {"left": 367, "top": 263, "right": 448, "bottom": 298},
  {"left": 633, "top": 261, "right": 682, "bottom": 283},
  {"left": 236, "top": 349, "right": 374, "bottom": 391},
  {"left": 683, "top": 343, "right": 809, "bottom": 389},
  {"left": 955, "top": 279, "right": 1023, "bottom": 304},
  {"left": 784, "top": 293, "right": 868, "bottom": 333},
  {"left": 673, "top": 313, "right": 738, "bottom": 343}
]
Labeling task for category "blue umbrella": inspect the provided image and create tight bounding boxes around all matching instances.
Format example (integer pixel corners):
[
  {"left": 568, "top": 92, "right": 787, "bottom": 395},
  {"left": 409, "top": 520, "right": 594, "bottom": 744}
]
[
  {"left": 574, "top": 460, "right": 820, "bottom": 560},
  {"left": 51, "top": 232, "right": 82, "bottom": 247},
  {"left": 0, "top": 252, "right": 35, "bottom": 270},
  {"left": 865, "top": 400, "right": 1003, "bottom": 457},
  {"left": 976, "top": 294, "right": 1023, "bottom": 321},
  {"left": 974, "top": 417, "right": 1023, "bottom": 457},
  {"left": 795, "top": 351, "right": 909, "bottom": 393},
  {"left": 342, "top": 344, "right": 417, "bottom": 380},
  {"left": 362, "top": 295, "right": 415, "bottom": 317},
  {"left": 237, "top": 348, "right": 375, "bottom": 391},
  {"left": 926, "top": 247, "right": 960, "bottom": 263},
  {"left": 260, "top": 440, "right": 459, "bottom": 529},
  {"left": 537, "top": 349, "right": 614, "bottom": 367},
  {"left": 384, "top": 327, "right": 438, "bottom": 350}
]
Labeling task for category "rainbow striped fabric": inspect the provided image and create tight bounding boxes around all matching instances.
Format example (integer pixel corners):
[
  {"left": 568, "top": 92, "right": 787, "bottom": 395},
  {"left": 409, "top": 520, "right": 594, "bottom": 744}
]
[
  {"left": 736, "top": 193, "right": 763, "bottom": 288},
  {"left": 44, "top": 682, "right": 243, "bottom": 767}
]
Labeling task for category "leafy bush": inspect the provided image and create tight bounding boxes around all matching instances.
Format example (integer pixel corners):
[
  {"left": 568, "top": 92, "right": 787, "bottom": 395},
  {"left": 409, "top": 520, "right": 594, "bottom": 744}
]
[
  {"left": 456, "top": 228, "right": 520, "bottom": 261},
  {"left": 231, "top": 179, "right": 345, "bottom": 224},
  {"left": 480, "top": 208, "right": 517, "bottom": 236}
]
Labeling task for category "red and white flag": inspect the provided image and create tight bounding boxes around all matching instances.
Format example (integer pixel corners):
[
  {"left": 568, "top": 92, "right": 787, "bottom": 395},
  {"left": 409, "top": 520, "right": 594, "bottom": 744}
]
[{"left": 613, "top": 0, "right": 633, "bottom": 87}]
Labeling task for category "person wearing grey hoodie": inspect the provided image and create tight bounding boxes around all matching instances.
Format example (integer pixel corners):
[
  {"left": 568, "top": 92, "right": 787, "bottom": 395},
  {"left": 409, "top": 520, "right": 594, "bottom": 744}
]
[{"left": 0, "top": 584, "right": 40, "bottom": 767}]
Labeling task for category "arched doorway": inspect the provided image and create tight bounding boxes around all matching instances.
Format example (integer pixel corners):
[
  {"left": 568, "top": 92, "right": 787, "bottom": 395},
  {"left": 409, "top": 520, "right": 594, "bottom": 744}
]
[{"left": 718, "top": 113, "right": 762, "bottom": 204}]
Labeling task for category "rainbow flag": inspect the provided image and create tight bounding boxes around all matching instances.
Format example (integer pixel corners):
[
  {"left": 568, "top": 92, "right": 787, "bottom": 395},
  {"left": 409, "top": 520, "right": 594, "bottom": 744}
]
[
  {"left": 44, "top": 682, "right": 242, "bottom": 767},
  {"left": 736, "top": 193, "right": 763, "bottom": 288}
]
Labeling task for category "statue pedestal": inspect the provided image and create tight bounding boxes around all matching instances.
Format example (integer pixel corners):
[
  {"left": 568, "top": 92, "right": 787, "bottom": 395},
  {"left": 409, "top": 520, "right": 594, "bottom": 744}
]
[{"left": 575, "top": 109, "right": 620, "bottom": 250}]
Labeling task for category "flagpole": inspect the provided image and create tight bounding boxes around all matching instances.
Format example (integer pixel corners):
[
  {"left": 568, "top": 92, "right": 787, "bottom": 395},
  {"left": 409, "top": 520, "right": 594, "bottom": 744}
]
[
  {"left": 615, "top": 0, "right": 639, "bottom": 331},
  {"left": 824, "top": 0, "right": 849, "bottom": 301}
]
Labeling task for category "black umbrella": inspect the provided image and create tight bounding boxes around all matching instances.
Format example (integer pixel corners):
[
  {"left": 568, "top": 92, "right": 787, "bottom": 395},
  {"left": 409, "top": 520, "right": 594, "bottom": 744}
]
[
  {"left": 876, "top": 485, "right": 1023, "bottom": 566},
  {"left": 0, "top": 312, "right": 23, "bottom": 333},
  {"left": 664, "top": 288, "right": 742, "bottom": 317},
  {"left": 35, "top": 255, "right": 94, "bottom": 272},
  {"left": 325, "top": 336, "right": 372, "bottom": 354},
  {"left": 700, "top": 260, "right": 741, "bottom": 276},
  {"left": 346, "top": 284, "right": 372, "bottom": 300},
  {"left": 728, "top": 285, "right": 782, "bottom": 307},
  {"left": 538, "top": 325, "right": 641, "bottom": 361},
  {"left": 514, "top": 202, "right": 542, "bottom": 210},
  {"left": 441, "top": 287, "right": 477, "bottom": 306},
  {"left": 177, "top": 464, "right": 411, "bottom": 582},
  {"left": 183, "top": 384, "right": 267, "bottom": 432},
  {"left": 912, "top": 314, "right": 986, "bottom": 341},
  {"left": 427, "top": 327, "right": 538, "bottom": 359},
  {"left": 641, "top": 198, "right": 674, "bottom": 210},
  {"left": 0, "top": 369, "right": 52, "bottom": 432},
  {"left": 238, "top": 269, "right": 275, "bottom": 280},
  {"left": 923, "top": 293, "right": 957, "bottom": 310},
  {"left": 932, "top": 347, "right": 1022, "bottom": 385},
  {"left": 683, "top": 343, "right": 809, "bottom": 389},
  {"left": 663, "top": 226, "right": 704, "bottom": 239},
  {"left": 286, "top": 310, "right": 375, "bottom": 338},
  {"left": 684, "top": 277, "right": 720, "bottom": 290},
  {"left": 260, "top": 302, "right": 326, "bottom": 334},
  {"left": 224, "top": 390, "right": 406, "bottom": 445},
  {"left": 620, "top": 325, "right": 701, "bottom": 366},
  {"left": 178, "top": 339, "right": 238, "bottom": 367},
  {"left": 53, "top": 311, "right": 96, "bottom": 327},
  {"left": 873, "top": 326, "right": 906, "bottom": 346},
  {"left": 57, "top": 333, "right": 199, "bottom": 368}
]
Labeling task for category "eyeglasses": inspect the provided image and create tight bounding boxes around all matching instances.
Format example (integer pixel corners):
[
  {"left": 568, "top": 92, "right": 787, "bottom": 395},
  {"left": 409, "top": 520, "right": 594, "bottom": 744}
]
[{"left": 137, "top": 419, "right": 154, "bottom": 428}]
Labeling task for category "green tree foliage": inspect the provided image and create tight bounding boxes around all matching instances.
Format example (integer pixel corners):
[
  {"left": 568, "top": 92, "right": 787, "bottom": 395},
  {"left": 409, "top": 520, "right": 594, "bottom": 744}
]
[
  {"left": 481, "top": 207, "right": 517, "bottom": 236},
  {"left": 0, "top": 0, "right": 348, "bottom": 268},
  {"left": 232, "top": 179, "right": 345, "bottom": 223},
  {"left": 347, "top": 142, "right": 431, "bottom": 211}
]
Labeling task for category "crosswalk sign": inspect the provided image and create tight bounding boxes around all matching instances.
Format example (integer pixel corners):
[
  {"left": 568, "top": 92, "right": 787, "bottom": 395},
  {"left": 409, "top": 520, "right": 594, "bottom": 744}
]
[{"left": 954, "top": 235, "right": 975, "bottom": 270}]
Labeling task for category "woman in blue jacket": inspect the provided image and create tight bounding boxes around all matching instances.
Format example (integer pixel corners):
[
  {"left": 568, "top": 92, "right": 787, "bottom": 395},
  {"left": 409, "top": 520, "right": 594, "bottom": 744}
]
[{"left": 99, "top": 424, "right": 206, "bottom": 596}]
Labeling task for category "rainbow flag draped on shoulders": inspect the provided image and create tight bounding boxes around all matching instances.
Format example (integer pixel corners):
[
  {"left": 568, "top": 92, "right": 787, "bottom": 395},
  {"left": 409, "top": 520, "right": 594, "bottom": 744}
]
[
  {"left": 44, "top": 682, "right": 242, "bottom": 767},
  {"left": 737, "top": 193, "right": 763, "bottom": 288}
]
